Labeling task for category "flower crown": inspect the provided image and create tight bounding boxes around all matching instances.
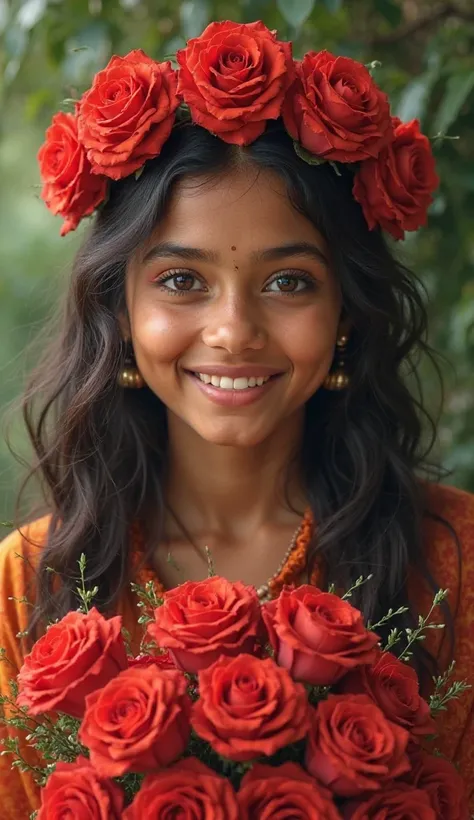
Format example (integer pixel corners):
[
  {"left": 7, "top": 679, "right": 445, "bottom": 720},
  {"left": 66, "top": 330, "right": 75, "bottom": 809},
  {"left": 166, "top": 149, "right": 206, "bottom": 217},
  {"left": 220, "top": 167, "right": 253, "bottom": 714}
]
[{"left": 38, "top": 19, "right": 439, "bottom": 241}]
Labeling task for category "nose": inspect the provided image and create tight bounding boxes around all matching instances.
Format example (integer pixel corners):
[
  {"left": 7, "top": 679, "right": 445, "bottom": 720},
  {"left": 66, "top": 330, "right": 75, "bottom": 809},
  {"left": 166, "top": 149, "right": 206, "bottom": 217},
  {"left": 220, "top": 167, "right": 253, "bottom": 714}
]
[{"left": 201, "top": 292, "right": 267, "bottom": 354}]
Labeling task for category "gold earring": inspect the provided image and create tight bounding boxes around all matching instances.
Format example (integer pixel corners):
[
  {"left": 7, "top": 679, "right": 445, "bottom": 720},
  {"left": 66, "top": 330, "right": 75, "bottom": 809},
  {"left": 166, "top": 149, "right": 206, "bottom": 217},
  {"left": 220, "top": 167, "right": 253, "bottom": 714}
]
[
  {"left": 117, "top": 344, "right": 145, "bottom": 389},
  {"left": 323, "top": 335, "right": 350, "bottom": 391}
]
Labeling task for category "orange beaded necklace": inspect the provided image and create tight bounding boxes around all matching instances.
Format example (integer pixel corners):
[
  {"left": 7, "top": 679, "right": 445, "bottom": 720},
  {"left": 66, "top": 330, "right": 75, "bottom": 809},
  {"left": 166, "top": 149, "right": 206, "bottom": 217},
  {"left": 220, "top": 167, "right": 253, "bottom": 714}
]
[{"left": 130, "top": 508, "right": 318, "bottom": 601}]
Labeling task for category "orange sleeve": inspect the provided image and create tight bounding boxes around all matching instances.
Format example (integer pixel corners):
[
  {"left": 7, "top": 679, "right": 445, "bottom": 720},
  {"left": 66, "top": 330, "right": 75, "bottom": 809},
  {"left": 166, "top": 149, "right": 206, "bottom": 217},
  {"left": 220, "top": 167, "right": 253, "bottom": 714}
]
[
  {"left": 0, "top": 517, "right": 50, "bottom": 820},
  {"left": 415, "top": 483, "right": 474, "bottom": 811}
]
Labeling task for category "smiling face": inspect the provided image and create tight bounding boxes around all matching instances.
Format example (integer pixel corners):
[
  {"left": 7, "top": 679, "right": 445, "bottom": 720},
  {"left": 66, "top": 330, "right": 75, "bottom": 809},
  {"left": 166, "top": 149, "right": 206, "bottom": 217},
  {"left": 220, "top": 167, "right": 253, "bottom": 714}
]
[{"left": 123, "top": 166, "right": 344, "bottom": 448}]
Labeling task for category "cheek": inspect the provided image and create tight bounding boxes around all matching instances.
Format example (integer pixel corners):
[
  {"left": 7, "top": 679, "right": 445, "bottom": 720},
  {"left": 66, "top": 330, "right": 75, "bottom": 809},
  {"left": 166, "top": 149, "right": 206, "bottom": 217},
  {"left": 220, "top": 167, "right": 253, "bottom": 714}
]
[
  {"left": 281, "top": 304, "right": 340, "bottom": 369},
  {"left": 132, "top": 306, "right": 195, "bottom": 367}
]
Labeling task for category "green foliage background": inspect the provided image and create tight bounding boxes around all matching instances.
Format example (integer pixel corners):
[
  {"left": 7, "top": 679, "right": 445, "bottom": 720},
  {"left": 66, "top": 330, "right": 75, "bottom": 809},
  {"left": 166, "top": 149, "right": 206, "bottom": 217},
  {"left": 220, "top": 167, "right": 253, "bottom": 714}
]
[{"left": 0, "top": 0, "right": 473, "bottom": 528}]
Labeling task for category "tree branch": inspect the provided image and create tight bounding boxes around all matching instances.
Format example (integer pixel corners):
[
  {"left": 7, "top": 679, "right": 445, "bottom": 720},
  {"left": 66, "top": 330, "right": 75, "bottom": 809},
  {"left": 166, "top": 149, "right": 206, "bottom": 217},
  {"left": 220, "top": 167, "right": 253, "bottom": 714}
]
[{"left": 365, "top": 3, "right": 474, "bottom": 47}]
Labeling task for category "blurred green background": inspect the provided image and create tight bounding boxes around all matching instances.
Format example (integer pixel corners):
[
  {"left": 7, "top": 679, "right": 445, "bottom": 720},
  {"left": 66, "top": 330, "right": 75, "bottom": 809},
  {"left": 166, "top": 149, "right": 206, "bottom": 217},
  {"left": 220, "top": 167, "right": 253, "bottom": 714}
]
[{"left": 0, "top": 0, "right": 473, "bottom": 530}]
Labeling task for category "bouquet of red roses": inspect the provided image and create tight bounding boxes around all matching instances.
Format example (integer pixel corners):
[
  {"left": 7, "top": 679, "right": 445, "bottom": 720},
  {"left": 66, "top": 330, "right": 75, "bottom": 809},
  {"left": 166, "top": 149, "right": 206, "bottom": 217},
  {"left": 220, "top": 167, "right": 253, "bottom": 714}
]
[{"left": 1, "top": 569, "right": 470, "bottom": 819}]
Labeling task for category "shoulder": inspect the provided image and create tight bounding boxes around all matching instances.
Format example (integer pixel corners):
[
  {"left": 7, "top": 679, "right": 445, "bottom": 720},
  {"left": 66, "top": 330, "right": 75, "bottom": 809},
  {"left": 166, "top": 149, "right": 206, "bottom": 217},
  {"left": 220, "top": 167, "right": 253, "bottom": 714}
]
[
  {"left": 0, "top": 516, "right": 52, "bottom": 665},
  {"left": 419, "top": 481, "right": 474, "bottom": 601},
  {"left": 423, "top": 481, "right": 474, "bottom": 543},
  {"left": 418, "top": 484, "right": 474, "bottom": 789},
  {"left": 417, "top": 481, "right": 474, "bottom": 667},
  {"left": 0, "top": 515, "right": 52, "bottom": 597},
  {"left": 420, "top": 482, "right": 474, "bottom": 606}
]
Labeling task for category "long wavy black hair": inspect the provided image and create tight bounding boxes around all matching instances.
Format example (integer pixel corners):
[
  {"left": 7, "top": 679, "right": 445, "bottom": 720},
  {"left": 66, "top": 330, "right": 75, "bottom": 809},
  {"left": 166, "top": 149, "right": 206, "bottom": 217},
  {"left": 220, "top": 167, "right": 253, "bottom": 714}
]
[{"left": 14, "top": 121, "right": 454, "bottom": 674}]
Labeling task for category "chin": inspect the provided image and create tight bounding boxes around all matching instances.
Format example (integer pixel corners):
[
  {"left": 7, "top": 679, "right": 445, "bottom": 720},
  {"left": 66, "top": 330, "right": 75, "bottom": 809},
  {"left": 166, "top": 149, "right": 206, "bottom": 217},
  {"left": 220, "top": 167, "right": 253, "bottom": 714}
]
[{"left": 192, "top": 421, "right": 272, "bottom": 448}]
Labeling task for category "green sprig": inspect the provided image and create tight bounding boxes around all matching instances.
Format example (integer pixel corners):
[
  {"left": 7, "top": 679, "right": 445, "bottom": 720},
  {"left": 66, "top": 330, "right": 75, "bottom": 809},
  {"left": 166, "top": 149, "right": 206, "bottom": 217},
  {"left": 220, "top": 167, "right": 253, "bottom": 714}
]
[
  {"left": 341, "top": 574, "right": 374, "bottom": 601},
  {"left": 75, "top": 554, "right": 98, "bottom": 614},
  {"left": 130, "top": 579, "right": 164, "bottom": 654},
  {"left": 430, "top": 661, "right": 471, "bottom": 716}
]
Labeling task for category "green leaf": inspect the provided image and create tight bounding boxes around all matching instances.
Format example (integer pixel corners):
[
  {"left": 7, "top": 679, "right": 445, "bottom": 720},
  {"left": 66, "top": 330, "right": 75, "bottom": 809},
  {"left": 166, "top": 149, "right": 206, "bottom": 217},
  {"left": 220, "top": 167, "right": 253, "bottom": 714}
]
[
  {"left": 374, "top": 0, "right": 403, "bottom": 26},
  {"left": 432, "top": 72, "right": 474, "bottom": 137},
  {"left": 16, "top": 0, "right": 47, "bottom": 31},
  {"left": 180, "top": 0, "right": 210, "bottom": 41},
  {"left": 395, "top": 64, "right": 440, "bottom": 123},
  {"left": 323, "top": 0, "right": 343, "bottom": 12},
  {"left": 277, "top": 0, "right": 315, "bottom": 28},
  {"left": 293, "top": 141, "right": 325, "bottom": 165}
]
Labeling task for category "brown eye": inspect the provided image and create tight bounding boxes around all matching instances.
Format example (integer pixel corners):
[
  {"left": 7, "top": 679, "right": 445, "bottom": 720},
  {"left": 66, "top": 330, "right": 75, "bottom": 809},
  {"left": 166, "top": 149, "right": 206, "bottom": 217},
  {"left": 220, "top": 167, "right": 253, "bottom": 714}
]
[
  {"left": 275, "top": 276, "right": 298, "bottom": 292},
  {"left": 265, "top": 271, "right": 317, "bottom": 295},
  {"left": 154, "top": 270, "right": 203, "bottom": 295},
  {"left": 171, "top": 273, "right": 195, "bottom": 291}
]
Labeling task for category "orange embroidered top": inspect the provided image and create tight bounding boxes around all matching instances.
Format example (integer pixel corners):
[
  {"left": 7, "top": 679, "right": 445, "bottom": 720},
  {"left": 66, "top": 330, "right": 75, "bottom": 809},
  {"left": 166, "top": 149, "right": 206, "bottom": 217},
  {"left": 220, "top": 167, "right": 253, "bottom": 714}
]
[{"left": 1, "top": 482, "right": 474, "bottom": 818}]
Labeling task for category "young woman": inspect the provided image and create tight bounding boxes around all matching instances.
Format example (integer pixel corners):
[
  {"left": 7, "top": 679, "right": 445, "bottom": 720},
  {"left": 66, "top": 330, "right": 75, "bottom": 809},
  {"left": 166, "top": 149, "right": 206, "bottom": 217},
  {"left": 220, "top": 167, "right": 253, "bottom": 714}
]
[{"left": 1, "top": 21, "right": 473, "bottom": 818}]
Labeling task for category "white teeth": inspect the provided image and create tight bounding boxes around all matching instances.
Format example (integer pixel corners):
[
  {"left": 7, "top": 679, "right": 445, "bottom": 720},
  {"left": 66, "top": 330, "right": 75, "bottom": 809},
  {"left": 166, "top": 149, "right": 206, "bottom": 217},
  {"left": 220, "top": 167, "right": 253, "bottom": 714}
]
[{"left": 195, "top": 373, "right": 272, "bottom": 390}]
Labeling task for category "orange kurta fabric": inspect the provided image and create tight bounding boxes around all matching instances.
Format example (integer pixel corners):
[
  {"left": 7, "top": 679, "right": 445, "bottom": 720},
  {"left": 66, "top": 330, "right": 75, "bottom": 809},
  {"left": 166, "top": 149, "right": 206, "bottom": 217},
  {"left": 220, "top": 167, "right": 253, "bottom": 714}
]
[{"left": 1, "top": 482, "right": 474, "bottom": 818}]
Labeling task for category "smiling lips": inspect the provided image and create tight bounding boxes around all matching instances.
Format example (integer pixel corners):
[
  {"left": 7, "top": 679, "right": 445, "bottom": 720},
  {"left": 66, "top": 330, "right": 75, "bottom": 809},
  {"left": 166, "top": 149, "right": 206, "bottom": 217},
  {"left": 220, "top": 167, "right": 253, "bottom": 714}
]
[
  {"left": 185, "top": 366, "right": 284, "bottom": 406},
  {"left": 185, "top": 364, "right": 284, "bottom": 391},
  {"left": 194, "top": 373, "right": 272, "bottom": 390}
]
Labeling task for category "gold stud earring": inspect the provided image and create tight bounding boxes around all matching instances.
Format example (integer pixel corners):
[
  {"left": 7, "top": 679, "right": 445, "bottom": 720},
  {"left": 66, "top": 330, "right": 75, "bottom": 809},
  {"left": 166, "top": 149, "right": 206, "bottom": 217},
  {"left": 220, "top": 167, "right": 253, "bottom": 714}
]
[
  {"left": 323, "top": 334, "right": 350, "bottom": 391},
  {"left": 117, "top": 343, "right": 145, "bottom": 389}
]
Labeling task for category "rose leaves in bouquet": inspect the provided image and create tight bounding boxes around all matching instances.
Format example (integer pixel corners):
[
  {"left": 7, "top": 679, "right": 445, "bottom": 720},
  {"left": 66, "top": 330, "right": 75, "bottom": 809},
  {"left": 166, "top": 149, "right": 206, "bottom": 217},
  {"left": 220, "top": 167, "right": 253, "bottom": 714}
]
[
  {"left": 238, "top": 762, "right": 341, "bottom": 819},
  {"left": 147, "top": 576, "right": 262, "bottom": 674},
  {"left": 123, "top": 758, "right": 239, "bottom": 820},
  {"left": 262, "top": 585, "right": 379, "bottom": 685},
  {"left": 344, "top": 784, "right": 436, "bottom": 819},
  {"left": 338, "top": 650, "right": 436, "bottom": 737},
  {"left": 37, "top": 756, "right": 124, "bottom": 819},
  {"left": 191, "top": 653, "right": 310, "bottom": 761},
  {"left": 79, "top": 666, "right": 191, "bottom": 777},
  {"left": 306, "top": 694, "right": 410, "bottom": 797},
  {"left": 17, "top": 607, "right": 128, "bottom": 718}
]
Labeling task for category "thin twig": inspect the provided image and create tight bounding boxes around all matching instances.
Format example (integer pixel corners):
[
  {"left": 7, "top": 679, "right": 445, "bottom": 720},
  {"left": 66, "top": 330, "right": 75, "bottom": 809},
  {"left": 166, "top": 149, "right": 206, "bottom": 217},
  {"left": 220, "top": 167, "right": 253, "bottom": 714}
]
[{"left": 363, "top": 3, "right": 474, "bottom": 47}]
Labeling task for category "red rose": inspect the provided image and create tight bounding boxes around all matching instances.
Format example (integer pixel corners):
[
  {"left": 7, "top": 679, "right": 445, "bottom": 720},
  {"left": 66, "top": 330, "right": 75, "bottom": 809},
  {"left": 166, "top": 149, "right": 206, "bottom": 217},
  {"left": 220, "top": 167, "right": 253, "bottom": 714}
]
[
  {"left": 37, "top": 111, "right": 106, "bottom": 236},
  {"left": 191, "top": 653, "right": 310, "bottom": 761},
  {"left": 37, "top": 756, "right": 124, "bottom": 820},
  {"left": 78, "top": 49, "right": 179, "bottom": 180},
  {"left": 338, "top": 650, "right": 436, "bottom": 737},
  {"left": 353, "top": 117, "right": 439, "bottom": 240},
  {"left": 238, "top": 762, "right": 341, "bottom": 819},
  {"left": 306, "top": 694, "right": 410, "bottom": 797},
  {"left": 177, "top": 20, "right": 294, "bottom": 145},
  {"left": 283, "top": 50, "right": 392, "bottom": 162},
  {"left": 128, "top": 650, "right": 176, "bottom": 670},
  {"left": 344, "top": 784, "right": 436, "bottom": 819},
  {"left": 147, "top": 575, "right": 262, "bottom": 674},
  {"left": 123, "top": 758, "right": 239, "bottom": 820},
  {"left": 79, "top": 665, "right": 190, "bottom": 777},
  {"left": 262, "top": 585, "right": 379, "bottom": 685},
  {"left": 17, "top": 607, "right": 127, "bottom": 718},
  {"left": 404, "top": 749, "right": 470, "bottom": 820}
]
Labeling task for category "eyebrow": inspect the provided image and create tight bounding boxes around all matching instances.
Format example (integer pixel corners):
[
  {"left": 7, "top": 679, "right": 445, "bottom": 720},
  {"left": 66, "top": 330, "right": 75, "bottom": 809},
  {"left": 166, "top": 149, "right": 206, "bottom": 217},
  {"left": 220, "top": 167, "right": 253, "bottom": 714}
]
[
  {"left": 253, "top": 241, "right": 329, "bottom": 268},
  {"left": 142, "top": 240, "right": 329, "bottom": 268}
]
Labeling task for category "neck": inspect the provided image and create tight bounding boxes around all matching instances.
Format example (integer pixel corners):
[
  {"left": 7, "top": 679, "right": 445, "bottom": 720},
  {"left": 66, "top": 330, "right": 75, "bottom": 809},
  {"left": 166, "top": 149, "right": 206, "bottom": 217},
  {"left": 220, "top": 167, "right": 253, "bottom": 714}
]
[{"left": 163, "top": 409, "right": 308, "bottom": 541}]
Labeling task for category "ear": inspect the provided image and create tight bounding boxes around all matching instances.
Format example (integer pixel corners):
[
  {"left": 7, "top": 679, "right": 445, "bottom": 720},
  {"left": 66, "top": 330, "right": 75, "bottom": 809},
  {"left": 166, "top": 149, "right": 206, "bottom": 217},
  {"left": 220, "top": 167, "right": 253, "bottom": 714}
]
[{"left": 118, "top": 311, "right": 131, "bottom": 342}]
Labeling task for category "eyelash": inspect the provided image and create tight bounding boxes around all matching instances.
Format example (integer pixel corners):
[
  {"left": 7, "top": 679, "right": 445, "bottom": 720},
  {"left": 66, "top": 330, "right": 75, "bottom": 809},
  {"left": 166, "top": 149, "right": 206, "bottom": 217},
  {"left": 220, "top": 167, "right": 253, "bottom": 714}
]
[{"left": 152, "top": 268, "right": 318, "bottom": 297}]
